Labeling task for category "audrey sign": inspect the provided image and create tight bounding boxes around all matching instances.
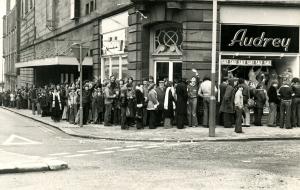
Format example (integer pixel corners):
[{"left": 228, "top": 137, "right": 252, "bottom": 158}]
[{"left": 221, "top": 25, "right": 299, "bottom": 53}]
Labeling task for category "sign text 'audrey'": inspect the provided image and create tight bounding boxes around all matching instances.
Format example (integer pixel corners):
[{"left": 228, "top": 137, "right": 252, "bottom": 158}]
[{"left": 229, "top": 29, "right": 291, "bottom": 52}]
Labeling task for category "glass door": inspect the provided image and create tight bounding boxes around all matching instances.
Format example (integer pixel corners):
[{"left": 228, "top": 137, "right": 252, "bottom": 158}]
[
  {"left": 173, "top": 62, "right": 182, "bottom": 82},
  {"left": 154, "top": 61, "right": 182, "bottom": 83}
]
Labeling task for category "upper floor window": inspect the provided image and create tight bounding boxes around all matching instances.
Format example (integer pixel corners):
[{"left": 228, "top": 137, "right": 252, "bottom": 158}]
[
  {"left": 85, "top": 3, "right": 90, "bottom": 15},
  {"left": 90, "top": 1, "right": 94, "bottom": 12}
]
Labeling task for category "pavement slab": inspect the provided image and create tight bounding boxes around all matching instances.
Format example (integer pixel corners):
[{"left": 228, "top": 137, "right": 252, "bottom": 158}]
[{"left": 2, "top": 107, "right": 300, "bottom": 142}]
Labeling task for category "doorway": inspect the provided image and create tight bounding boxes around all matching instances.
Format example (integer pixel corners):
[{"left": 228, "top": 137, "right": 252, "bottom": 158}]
[{"left": 154, "top": 61, "right": 182, "bottom": 83}]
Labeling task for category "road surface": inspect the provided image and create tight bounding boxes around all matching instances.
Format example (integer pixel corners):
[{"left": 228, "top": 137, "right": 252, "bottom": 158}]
[{"left": 0, "top": 108, "right": 300, "bottom": 190}]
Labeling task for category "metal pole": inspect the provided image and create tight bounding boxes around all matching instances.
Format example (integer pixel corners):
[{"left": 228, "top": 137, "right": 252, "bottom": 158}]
[
  {"left": 79, "top": 44, "right": 83, "bottom": 127},
  {"left": 209, "top": 0, "right": 217, "bottom": 137}
]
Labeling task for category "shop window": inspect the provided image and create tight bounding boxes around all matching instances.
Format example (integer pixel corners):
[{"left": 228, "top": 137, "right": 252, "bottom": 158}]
[
  {"left": 153, "top": 27, "right": 183, "bottom": 55},
  {"left": 103, "top": 56, "right": 128, "bottom": 80}
]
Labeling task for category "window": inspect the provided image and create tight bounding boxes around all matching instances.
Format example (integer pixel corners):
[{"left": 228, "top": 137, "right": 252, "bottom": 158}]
[
  {"left": 90, "top": 1, "right": 94, "bottom": 12},
  {"left": 153, "top": 27, "right": 183, "bottom": 55},
  {"left": 85, "top": 3, "right": 90, "bottom": 15}
]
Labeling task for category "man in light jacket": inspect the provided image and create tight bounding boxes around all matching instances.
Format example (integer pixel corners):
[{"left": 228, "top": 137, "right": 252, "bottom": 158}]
[{"left": 198, "top": 75, "right": 218, "bottom": 127}]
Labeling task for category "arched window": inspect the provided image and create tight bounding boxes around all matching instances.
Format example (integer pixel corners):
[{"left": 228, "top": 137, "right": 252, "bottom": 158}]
[{"left": 153, "top": 27, "right": 183, "bottom": 55}]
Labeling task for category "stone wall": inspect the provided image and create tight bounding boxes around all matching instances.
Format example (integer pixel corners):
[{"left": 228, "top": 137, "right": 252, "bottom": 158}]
[{"left": 127, "top": 1, "right": 217, "bottom": 81}]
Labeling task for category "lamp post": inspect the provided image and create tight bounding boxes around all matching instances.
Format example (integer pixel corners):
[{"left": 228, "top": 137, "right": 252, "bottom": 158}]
[
  {"left": 71, "top": 43, "right": 89, "bottom": 127},
  {"left": 209, "top": 0, "right": 217, "bottom": 137}
]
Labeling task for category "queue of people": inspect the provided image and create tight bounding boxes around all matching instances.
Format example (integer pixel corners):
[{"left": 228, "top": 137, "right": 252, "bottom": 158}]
[{"left": 1, "top": 68, "right": 300, "bottom": 133}]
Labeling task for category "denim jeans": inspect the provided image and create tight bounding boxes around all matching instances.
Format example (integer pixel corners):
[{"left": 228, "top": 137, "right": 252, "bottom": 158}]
[
  {"left": 69, "top": 105, "right": 77, "bottom": 124},
  {"left": 235, "top": 106, "right": 243, "bottom": 133},
  {"left": 104, "top": 104, "right": 112, "bottom": 126},
  {"left": 202, "top": 97, "right": 210, "bottom": 126},
  {"left": 280, "top": 100, "right": 292, "bottom": 129},
  {"left": 268, "top": 102, "right": 277, "bottom": 126},
  {"left": 187, "top": 98, "right": 198, "bottom": 126},
  {"left": 243, "top": 106, "right": 250, "bottom": 126}
]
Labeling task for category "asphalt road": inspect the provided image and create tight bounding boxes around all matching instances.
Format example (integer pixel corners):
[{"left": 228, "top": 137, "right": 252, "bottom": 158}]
[{"left": 0, "top": 108, "right": 300, "bottom": 190}]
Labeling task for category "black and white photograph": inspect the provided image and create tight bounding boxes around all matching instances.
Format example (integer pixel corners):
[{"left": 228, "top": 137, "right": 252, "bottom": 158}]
[{"left": 0, "top": 0, "right": 300, "bottom": 189}]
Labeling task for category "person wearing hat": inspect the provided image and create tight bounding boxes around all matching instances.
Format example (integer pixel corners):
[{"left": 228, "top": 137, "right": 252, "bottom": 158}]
[
  {"left": 279, "top": 80, "right": 293, "bottom": 129},
  {"left": 155, "top": 80, "right": 165, "bottom": 126}
]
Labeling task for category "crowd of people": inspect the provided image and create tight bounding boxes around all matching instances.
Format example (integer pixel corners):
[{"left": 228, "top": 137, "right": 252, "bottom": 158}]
[{"left": 1, "top": 67, "right": 299, "bottom": 133}]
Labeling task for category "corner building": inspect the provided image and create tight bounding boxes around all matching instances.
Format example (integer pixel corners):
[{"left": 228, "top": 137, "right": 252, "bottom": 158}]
[{"left": 4, "top": 0, "right": 300, "bottom": 89}]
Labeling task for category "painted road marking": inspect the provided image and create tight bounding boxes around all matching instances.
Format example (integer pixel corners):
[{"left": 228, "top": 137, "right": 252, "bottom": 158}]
[
  {"left": 144, "top": 145, "right": 160, "bottom": 149},
  {"left": 118, "top": 148, "right": 138, "bottom": 152},
  {"left": 104, "top": 146, "right": 122, "bottom": 150},
  {"left": 126, "top": 145, "right": 143, "bottom": 148},
  {"left": 48, "top": 152, "right": 70, "bottom": 156},
  {"left": 94, "top": 151, "right": 115, "bottom": 155},
  {"left": 38, "top": 125, "right": 56, "bottom": 134},
  {"left": 77, "top": 149, "right": 98, "bottom": 153},
  {"left": 2, "top": 134, "right": 42, "bottom": 146},
  {"left": 64, "top": 154, "right": 88, "bottom": 158}
]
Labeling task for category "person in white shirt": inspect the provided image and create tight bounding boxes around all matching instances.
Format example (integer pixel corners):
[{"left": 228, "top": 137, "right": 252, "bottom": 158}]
[
  {"left": 198, "top": 75, "right": 218, "bottom": 127},
  {"left": 234, "top": 85, "right": 244, "bottom": 133}
]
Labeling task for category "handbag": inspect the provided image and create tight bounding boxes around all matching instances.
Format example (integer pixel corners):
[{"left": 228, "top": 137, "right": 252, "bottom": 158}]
[
  {"left": 247, "top": 88, "right": 255, "bottom": 108},
  {"left": 126, "top": 107, "right": 131, "bottom": 117},
  {"left": 247, "top": 98, "right": 255, "bottom": 108}
]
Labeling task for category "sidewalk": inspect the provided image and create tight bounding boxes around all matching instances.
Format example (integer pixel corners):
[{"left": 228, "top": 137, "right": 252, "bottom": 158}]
[
  {"left": 0, "top": 149, "right": 68, "bottom": 174},
  {"left": 2, "top": 107, "right": 300, "bottom": 142}
]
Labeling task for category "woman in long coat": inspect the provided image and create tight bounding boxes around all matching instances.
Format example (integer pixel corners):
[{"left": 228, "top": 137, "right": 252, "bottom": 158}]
[
  {"left": 51, "top": 87, "right": 62, "bottom": 122},
  {"left": 147, "top": 83, "right": 159, "bottom": 129},
  {"left": 164, "top": 81, "right": 176, "bottom": 128},
  {"left": 220, "top": 79, "right": 236, "bottom": 128},
  {"left": 176, "top": 79, "right": 188, "bottom": 129}
]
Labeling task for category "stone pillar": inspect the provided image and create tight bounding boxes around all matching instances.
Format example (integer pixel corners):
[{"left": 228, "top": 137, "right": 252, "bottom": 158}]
[{"left": 181, "top": 2, "right": 215, "bottom": 80}]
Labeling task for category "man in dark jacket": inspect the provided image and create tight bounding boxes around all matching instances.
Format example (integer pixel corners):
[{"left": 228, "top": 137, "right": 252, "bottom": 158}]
[
  {"left": 238, "top": 78, "right": 250, "bottom": 127},
  {"left": 291, "top": 78, "right": 300, "bottom": 127},
  {"left": 279, "top": 81, "right": 293, "bottom": 129},
  {"left": 176, "top": 79, "right": 188, "bottom": 129},
  {"left": 30, "top": 85, "right": 37, "bottom": 115},
  {"left": 155, "top": 81, "right": 165, "bottom": 126},
  {"left": 82, "top": 83, "right": 93, "bottom": 125}
]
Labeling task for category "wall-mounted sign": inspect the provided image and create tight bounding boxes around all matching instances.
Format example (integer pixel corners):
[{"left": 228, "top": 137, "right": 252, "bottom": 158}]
[
  {"left": 221, "top": 59, "right": 272, "bottom": 66},
  {"left": 221, "top": 25, "right": 299, "bottom": 53}
]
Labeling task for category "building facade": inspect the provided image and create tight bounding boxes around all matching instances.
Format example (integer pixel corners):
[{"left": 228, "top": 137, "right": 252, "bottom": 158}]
[
  {"left": 3, "top": 0, "right": 300, "bottom": 89},
  {"left": 2, "top": 0, "right": 21, "bottom": 90}
]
